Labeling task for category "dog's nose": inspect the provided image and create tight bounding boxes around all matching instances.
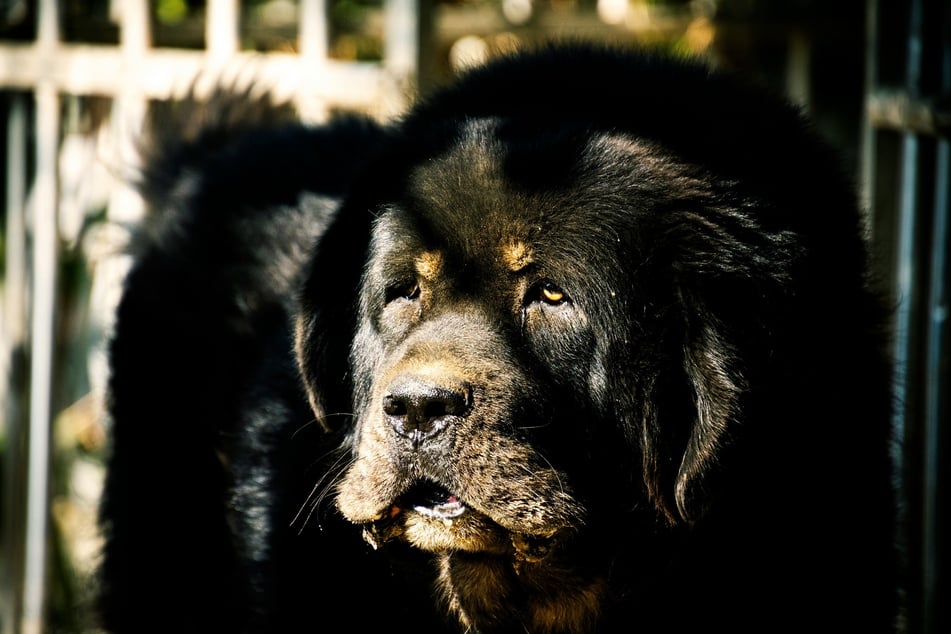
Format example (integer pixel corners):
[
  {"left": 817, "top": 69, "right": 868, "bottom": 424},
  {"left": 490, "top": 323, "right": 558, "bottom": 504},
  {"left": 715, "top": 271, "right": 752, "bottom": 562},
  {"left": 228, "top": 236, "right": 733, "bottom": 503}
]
[{"left": 382, "top": 376, "right": 470, "bottom": 448}]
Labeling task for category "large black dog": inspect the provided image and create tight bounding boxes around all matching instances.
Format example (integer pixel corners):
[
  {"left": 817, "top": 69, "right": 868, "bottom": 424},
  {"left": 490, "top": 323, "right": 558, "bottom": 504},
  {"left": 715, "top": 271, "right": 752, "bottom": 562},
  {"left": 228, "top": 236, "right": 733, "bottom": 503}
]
[{"left": 98, "top": 44, "right": 900, "bottom": 632}]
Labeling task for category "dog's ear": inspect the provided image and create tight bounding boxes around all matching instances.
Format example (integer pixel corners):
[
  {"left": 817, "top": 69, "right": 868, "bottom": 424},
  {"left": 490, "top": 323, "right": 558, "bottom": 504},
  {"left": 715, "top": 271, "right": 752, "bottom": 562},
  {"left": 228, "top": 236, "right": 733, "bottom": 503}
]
[
  {"left": 638, "top": 286, "right": 748, "bottom": 527},
  {"left": 295, "top": 204, "right": 373, "bottom": 432},
  {"left": 674, "top": 295, "right": 748, "bottom": 524}
]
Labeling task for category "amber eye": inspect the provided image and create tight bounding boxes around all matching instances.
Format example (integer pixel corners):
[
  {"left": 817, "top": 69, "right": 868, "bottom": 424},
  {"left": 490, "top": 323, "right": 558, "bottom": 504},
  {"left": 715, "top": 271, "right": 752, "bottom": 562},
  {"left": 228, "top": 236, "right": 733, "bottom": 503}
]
[{"left": 536, "top": 281, "right": 567, "bottom": 305}]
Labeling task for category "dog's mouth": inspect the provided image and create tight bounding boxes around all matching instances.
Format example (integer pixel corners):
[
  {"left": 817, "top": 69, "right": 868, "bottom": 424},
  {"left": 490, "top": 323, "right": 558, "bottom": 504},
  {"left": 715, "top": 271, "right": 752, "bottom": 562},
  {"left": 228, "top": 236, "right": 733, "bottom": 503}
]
[
  {"left": 362, "top": 480, "right": 476, "bottom": 550},
  {"left": 360, "top": 479, "right": 570, "bottom": 565},
  {"left": 404, "top": 480, "right": 468, "bottom": 520},
  {"left": 361, "top": 479, "right": 543, "bottom": 557}
]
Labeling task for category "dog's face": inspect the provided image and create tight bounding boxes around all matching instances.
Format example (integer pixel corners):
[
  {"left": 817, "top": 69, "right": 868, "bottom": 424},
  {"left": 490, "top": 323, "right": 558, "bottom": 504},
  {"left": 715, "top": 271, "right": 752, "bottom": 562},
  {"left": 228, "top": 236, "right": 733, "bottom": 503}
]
[
  {"left": 298, "top": 117, "right": 751, "bottom": 629},
  {"left": 339, "top": 120, "right": 607, "bottom": 551}
]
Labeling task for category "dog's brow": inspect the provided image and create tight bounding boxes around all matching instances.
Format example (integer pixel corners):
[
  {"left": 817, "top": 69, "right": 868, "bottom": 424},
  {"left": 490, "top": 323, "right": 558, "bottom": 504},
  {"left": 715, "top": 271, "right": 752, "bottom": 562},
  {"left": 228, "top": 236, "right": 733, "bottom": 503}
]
[
  {"left": 415, "top": 251, "right": 444, "bottom": 281},
  {"left": 502, "top": 240, "right": 534, "bottom": 273}
]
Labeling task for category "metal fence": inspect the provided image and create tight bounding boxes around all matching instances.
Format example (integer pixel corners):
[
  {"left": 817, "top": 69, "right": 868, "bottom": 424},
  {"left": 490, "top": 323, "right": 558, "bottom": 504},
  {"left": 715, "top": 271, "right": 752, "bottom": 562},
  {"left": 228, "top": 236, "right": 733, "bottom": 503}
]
[
  {"left": 1, "top": 2, "right": 422, "bottom": 633},
  {"left": 863, "top": 1, "right": 950, "bottom": 632}
]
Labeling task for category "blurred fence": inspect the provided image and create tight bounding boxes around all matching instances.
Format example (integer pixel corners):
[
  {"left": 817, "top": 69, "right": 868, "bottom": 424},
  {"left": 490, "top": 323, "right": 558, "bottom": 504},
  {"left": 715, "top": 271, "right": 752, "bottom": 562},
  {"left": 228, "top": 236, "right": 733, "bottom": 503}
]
[
  {"left": 1, "top": 1, "right": 422, "bottom": 633},
  {"left": 862, "top": 2, "right": 950, "bottom": 633}
]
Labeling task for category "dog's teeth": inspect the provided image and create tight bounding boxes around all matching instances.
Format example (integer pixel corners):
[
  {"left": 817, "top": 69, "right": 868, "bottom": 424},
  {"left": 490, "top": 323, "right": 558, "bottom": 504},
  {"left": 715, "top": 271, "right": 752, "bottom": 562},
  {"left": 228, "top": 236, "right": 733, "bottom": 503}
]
[{"left": 412, "top": 499, "right": 467, "bottom": 519}]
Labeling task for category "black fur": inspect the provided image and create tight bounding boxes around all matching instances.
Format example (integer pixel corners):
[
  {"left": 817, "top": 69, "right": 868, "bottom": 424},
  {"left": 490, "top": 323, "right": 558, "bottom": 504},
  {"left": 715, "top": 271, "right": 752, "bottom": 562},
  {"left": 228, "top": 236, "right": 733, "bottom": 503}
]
[{"left": 99, "top": 44, "right": 900, "bottom": 632}]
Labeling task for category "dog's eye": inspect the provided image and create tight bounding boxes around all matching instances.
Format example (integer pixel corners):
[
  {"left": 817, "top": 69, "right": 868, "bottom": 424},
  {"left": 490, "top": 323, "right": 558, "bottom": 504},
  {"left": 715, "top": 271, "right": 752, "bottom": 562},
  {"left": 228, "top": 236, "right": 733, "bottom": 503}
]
[
  {"left": 531, "top": 281, "right": 568, "bottom": 306},
  {"left": 386, "top": 281, "right": 420, "bottom": 303}
]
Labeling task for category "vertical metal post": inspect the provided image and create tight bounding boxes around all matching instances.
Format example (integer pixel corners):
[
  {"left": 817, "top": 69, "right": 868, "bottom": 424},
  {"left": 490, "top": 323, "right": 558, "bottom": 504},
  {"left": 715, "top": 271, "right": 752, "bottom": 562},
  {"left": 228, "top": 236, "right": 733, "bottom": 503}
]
[
  {"left": 110, "top": 0, "right": 148, "bottom": 227},
  {"left": 892, "top": 0, "right": 923, "bottom": 455},
  {"left": 299, "top": 0, "right": 328, "bottom": 63},
  {"left": 384, "top": 0, "right": 419, "bottom": 79},
  {"left": 784, "top": 28, "right": 811, "bottom": 110},
  {"left": 921, "top": 11, "right": 950, "bottom": 631},
  {"left": 922, "top": 128, "right": 948, "bottom": 634},
  {"left": 121, "top": 0, "right": 150, "bottom": 54},
  {"left": 297, "top": 0, "right": 330, "bottom": 121},
  {"left": 207, "top": 0, "right": 239, "bottom": 65},
  {"left": 22, "top": 0, "right": 60, "bottom": 632},
  {"left": 382, "top": 0, "right": 425, "bottom": 114},
  {"left": 23, "top": 86, "right": 59, "bottom": 634}
]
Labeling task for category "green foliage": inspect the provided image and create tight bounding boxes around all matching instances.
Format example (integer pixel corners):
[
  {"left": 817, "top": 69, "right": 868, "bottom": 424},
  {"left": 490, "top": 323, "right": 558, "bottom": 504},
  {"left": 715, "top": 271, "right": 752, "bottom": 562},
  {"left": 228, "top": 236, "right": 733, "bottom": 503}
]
[{"left": 156, "top": 0, "right": 189, "bottom": 24}]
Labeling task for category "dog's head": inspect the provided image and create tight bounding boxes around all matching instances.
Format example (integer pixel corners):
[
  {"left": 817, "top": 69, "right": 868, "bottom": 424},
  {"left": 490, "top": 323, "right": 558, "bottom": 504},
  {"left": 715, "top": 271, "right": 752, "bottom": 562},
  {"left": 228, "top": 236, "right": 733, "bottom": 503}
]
[
  {"left": 326, "top": 119, "right": 753, "bottom": 536},
  {"left": 293, "top": 45, "right": 873, "bottom": 630}
]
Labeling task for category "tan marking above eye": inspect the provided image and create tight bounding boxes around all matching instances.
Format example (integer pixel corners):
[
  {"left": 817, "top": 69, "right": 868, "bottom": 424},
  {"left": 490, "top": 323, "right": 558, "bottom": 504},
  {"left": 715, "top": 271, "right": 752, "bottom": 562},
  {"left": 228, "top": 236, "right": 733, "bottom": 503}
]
[
  {"left": 503, "top": 241, "right": 534, "bottom": 272},
  {"left": 415, "top": 251, "right": 443, "bottom": 281}
]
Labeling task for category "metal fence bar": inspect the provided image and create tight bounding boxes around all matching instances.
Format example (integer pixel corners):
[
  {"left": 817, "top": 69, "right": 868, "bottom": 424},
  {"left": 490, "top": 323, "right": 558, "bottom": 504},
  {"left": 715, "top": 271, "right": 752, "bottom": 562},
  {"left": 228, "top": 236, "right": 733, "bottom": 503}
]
[
  {"left": 892, "top": 1, "right": 925, "bottom": 626},
  {"left": 865, "top": 1, "right": 949, "bottom": 632},
  {"left": 22, "top": 87, "right": 59, "bottom": 634},
  {"left": 300, "top": 0, "right": 329, "bottom": 62},
  {"left": 892, "top": 0, "right": 924, "bottom": 458},
  {"left": 0, "top": 0, "right": 425, "bottom": 115},
  {"left": 21, "top": 0, "right": 62, "bottom": 626},
  {"left": 921, "top": 16, "right": 951, "bottom": 628},
  {"left": 385, "top": 0, "right": 420, "bottom": 77},
  {"left": 207, "top": 0, "right": 240, "bottom": 64},
  {"left": 383, "top": 0, "right": 424, "bottom": 107},
  {"left": 109, "top": 0, "right": 149, "bottom": 226},
  {"left": 922, "top": 130, "right": 948, "bottom": 634},
  {"left": 121, "top": 0, "right": 150, "bottom": 53},
  {"left": 296, "top": 0, "right": 330, "bottom": 120},
  {"left": 0, "top": 44, "right": 388, "bottom": 106}
]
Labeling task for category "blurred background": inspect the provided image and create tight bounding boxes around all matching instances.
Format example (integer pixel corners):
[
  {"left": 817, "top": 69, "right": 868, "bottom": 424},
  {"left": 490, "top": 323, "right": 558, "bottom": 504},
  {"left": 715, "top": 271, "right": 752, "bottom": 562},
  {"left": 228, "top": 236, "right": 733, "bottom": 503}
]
[{"left": 0, "top": 0, "right": 947, "bottom": 632}]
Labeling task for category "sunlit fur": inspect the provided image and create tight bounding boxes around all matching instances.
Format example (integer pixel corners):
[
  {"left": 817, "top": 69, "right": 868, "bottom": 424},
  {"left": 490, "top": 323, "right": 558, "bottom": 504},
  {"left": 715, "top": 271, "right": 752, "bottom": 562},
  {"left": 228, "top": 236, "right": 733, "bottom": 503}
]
[{"left": 100, "top": 44, "right": 900, "bottom": 633}]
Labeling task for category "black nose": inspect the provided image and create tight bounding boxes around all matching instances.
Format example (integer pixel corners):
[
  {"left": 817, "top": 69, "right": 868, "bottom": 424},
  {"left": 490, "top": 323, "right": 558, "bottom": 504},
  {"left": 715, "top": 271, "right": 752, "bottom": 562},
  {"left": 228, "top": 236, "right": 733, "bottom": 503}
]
[{"left": 382, "top": 376, "right": 470, "bottom": 448}]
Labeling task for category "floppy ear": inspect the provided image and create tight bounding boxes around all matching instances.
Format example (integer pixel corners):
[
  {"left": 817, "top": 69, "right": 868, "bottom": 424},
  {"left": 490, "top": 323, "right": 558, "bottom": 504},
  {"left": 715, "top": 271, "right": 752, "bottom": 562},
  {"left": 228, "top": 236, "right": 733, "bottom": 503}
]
[
  {"left": 294, "top": 203, "right": 373, "bottom": 432},
  {"left": 638, "top": 286, "right": 748, "bottom": 527},
  {"left": 674, "top": 297, "right": 748, "bottom": 524}
]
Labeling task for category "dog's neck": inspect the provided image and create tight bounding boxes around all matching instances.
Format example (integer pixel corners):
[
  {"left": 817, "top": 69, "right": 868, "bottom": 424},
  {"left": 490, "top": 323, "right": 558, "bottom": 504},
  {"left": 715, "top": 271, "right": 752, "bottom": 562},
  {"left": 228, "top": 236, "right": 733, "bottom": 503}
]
[{"left": 436, "top": 550, "right": 608, "bottom": 633}]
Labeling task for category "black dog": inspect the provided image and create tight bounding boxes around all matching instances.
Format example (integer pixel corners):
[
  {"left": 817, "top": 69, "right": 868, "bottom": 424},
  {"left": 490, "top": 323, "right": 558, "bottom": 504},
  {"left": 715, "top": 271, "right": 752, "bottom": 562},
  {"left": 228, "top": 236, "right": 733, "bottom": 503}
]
[{"left": 98, "top": 43, "right": 900, "bottom": 632}]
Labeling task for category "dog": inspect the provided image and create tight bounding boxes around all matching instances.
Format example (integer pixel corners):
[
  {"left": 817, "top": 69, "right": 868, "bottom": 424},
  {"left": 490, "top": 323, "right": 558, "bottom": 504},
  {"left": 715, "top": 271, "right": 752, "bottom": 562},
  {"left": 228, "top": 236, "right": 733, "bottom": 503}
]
[{"left": 98, "top": 43, "right": 900, "bottom": 632}]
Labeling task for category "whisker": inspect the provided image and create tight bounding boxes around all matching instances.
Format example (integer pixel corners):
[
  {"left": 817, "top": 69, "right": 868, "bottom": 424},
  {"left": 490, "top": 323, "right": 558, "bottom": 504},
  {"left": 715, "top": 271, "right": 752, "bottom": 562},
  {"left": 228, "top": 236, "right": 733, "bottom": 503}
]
[
  {"left": 291, "top": 448, "right": 354, "bottom": 533},
  {"left": 302, "top": 462, "right": 351, "bottom": 531},
  {"left": 514, "top": 422, "right": 551, "bottom": 431},
  {"left": 523, "top": 450, "right": 569, "bottom": 501},
  {"left": 291, "top": 411, "right": 358, "bottom": 439},
  {"left": 296, "top": 467, "right": 352, "bottom": 534},
  {"left": 292, "top": 447, "right": 349, "bottom": 523}
]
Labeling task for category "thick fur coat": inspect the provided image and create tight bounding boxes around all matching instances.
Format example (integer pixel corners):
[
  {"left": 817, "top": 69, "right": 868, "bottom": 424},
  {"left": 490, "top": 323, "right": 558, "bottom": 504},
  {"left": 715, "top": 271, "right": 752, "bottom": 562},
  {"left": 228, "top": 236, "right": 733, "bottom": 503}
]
[{"left": 98, "top": 44, "right": 900, "bottom": 632}]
